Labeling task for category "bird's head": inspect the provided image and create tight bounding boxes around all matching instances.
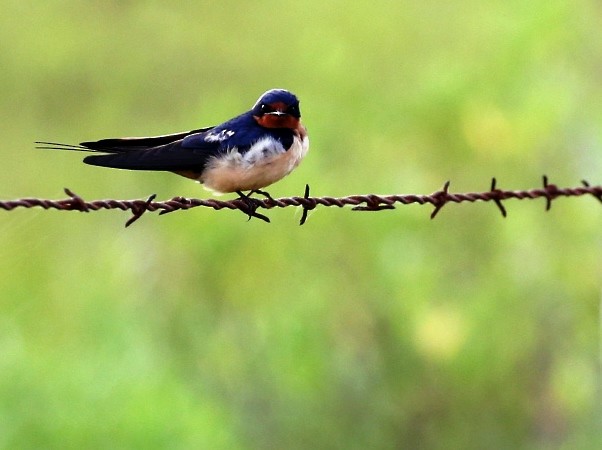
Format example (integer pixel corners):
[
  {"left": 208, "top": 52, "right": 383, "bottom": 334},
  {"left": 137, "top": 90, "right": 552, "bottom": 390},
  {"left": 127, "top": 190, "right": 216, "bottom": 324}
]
[{"left": 252, "top": 89, "right": 301, "bottom": 129}]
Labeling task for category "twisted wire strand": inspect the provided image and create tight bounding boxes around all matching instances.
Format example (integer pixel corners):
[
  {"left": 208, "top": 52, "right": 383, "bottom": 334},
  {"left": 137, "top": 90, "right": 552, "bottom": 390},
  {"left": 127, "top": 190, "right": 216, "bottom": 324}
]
[{"left": 0, "top": 177, "right": 600, "bottom": 226}]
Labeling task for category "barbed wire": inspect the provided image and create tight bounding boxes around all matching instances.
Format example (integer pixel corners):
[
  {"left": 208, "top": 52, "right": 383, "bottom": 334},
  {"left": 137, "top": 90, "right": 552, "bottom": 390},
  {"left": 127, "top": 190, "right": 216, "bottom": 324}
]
[{"left": 0, "top": 176, "right": 600, "bottom": 227}]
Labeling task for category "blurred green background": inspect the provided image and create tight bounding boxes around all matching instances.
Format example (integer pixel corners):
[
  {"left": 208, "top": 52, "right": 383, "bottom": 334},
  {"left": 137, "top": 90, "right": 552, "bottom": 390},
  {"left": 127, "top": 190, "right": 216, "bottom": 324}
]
[{"left": 1, "top": 1, "right": 601, "bottom": 448}]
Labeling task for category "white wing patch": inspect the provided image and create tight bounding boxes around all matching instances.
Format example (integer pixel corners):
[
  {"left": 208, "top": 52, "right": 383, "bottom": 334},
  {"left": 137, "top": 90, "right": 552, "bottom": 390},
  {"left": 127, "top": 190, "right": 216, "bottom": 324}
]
[{"left": 204, "top": 129, "right": 235, "bottom": 143}]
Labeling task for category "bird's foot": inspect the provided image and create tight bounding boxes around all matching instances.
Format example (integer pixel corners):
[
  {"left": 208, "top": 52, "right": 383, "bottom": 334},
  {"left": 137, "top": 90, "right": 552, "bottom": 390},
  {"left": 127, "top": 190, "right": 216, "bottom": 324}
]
[
  {"left": 236, "top": 190, "right": 270, "bottom": 223},
  {"left": 249, "top": 189, "right": 275, "bottom": 202}
]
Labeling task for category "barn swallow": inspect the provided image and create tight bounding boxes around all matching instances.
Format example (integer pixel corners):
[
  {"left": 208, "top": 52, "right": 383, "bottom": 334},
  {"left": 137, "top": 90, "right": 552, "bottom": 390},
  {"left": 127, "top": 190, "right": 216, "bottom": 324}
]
[{"left": 37, "top": 89, "right": 309, "bottom": 207}]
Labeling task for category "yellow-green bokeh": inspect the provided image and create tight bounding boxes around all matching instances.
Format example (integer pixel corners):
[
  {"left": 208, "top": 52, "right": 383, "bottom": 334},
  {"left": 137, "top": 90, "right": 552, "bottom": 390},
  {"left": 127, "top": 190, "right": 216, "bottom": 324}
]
[{"left": 1, "top": 1, "right": 601, "bottom": 448}]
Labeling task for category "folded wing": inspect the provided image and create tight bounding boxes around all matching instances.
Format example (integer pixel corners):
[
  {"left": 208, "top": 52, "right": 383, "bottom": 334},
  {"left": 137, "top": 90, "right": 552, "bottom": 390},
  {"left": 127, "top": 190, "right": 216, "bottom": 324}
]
[
  {"left": 37, "top": 127, "right": 221, "bottom": 172},
  {"left": 83, "top": 128, "right": 219, "bottom": 172},
  {"left": 79, "top": 127, "right": 213, "bottom": 152}
]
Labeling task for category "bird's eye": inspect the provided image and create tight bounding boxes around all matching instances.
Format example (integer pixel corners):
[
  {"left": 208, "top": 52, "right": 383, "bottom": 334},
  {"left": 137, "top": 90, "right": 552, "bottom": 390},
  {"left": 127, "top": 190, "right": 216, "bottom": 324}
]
[
  {"left": 287, "top": 104, "right": 299, "bottom": 115},
  {"left": 260, "top": 103, "right": 273, "bottom": 113}
]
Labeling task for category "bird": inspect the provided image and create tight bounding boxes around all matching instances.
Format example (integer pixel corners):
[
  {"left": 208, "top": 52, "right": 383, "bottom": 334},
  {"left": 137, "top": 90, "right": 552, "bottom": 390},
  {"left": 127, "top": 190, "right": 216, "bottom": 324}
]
[{"left": 37, "top": 89, "right": 309, "bottom": 204}]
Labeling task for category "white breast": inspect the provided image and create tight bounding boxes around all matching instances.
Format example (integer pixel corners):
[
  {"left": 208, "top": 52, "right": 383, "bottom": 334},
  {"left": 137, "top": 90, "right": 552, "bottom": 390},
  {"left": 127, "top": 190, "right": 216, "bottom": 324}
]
[{"left": 200, "top": 134, "right": 309, "bottom": 194}]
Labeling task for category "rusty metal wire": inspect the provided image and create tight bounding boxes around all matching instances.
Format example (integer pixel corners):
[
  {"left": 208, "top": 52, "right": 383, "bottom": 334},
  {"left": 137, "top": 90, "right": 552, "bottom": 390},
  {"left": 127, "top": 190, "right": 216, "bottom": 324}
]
[{"left": 0, "top": 176, "right": 600, "bottom": 227}]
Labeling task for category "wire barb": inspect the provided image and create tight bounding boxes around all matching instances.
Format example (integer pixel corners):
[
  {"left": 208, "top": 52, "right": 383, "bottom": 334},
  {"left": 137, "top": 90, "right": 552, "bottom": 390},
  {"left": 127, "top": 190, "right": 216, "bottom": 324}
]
[
  {"left": 299, "top": 184, "right": 313, "bottom": 226},
  {"left": 430, "top": 180, "right": 451, "bottom": 219},
  {"left": 582, "top": 180, "right": 602, "bottom": 204},
  {"left": 63, "top": 188, "right": 90, "bottom": 212},
  {"left": 542, "top": 175, "right": 559, "bottom": 211},
  {"left": 351, "top": 194, "right": 396, "bottom": 212},
  {"left": 0, "top": 177, "right": 600, "bottom": 226},
  {"left": 489, "top": 178, "right": 507, "bottom": 217},
  {"left": 125, "top": 194, "right": 157, "bottom": 228}
]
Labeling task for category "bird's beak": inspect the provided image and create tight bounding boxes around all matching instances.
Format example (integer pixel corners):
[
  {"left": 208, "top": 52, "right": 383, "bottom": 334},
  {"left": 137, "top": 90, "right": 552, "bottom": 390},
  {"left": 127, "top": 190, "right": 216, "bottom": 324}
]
[{"left": 266, "top": 110, "right": 286, "bottom": 116}]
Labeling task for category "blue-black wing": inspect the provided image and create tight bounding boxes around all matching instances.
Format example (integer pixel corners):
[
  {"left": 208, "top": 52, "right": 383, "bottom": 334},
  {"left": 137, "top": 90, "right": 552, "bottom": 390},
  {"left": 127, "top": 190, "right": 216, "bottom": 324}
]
[
  {"left": 82, "top": 128, "right": 221, "bottom": 171},
  {"left": 80, "top": 127, "right": 213, "bottom": 152},
  {"left": 37, "top": 127, "right": 219, "bottom": 172}
]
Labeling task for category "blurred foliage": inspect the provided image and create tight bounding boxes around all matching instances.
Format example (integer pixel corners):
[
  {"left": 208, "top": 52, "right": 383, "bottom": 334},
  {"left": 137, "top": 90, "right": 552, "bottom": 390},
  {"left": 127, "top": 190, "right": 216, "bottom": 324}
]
[{"left": 0, "top": 0, "right": 601, "bottom": 448}]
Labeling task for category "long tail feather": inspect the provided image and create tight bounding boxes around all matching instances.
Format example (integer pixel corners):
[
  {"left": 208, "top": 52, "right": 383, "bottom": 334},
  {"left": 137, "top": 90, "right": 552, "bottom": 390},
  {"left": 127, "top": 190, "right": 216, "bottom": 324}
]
[{"left": 34, "top": 142, "right": 96, "bottom": 152}]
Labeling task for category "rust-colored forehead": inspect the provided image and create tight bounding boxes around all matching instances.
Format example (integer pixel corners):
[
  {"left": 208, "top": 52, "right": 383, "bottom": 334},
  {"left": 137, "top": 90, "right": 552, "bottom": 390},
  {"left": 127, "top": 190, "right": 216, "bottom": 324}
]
[{"left": 268, "top": 101, "right": 288, "bottom": 110}]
